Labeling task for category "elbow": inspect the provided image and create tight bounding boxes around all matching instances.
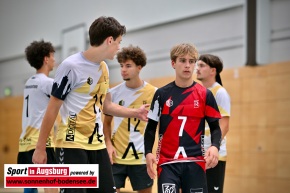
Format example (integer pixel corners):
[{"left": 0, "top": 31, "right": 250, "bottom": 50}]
[
  {"left": 225, "top": 126, "right": 229, "bottom": 134},
  {"left": 223, "top": 125, "right": 229, "bottom": 136},
  {"left": 103, "top": 101, "right": 111, "bottom": 115},
  {"left": 221, "top": 126, "right": 229, "bottom": 139},
  {"left": 103, "top": 106, "right": 109, "bottom": 115}
]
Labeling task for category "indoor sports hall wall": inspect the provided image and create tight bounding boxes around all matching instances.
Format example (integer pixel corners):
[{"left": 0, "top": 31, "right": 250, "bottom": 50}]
[
  {"left": 1, "top": 0, "right": 290, "bottom": 98},
  {"left": 1, "top": 60, "right": 290, "bottom": 192}
]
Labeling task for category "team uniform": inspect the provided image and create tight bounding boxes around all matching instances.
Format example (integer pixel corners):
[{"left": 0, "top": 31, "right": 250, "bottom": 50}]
[
  {"left": 18, "top": 73, "right": 56, "bottom": 164},
  {"left": 109, "top": 81, "right": 156, "bottom": 190},
  {"left": 18, "top": 73, "right": 56, "bottom": 193},
  {"left": 145, "top": 81, "right": 221, "bottom": 193},
  {"left": 204, "top": 82, "right": 231, "bottom": 193},
  {"left": 52, "top": 52, "right": 115, "bottom": 193}
]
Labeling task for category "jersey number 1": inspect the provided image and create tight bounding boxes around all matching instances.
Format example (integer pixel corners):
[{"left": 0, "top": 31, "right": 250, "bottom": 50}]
[{"left": 25, "top": 95, "right": 29, "bottom": 117}]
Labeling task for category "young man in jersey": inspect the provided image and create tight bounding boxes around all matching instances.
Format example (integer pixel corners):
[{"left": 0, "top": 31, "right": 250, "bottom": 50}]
[
  {"left": 18, "top": 40, "right": 58, "bottom": 193},
  {"left": 32, "top": 16, "right": 149, "bottom": 193},
  {"left": 104, "top": 45, "right": 156, "bottom": 193},
  {"left": 196, "top": 54, "right": 231, "bottom": 193},
  {"left": 144, "top": 43, "right": 222, "bottom": 193}
]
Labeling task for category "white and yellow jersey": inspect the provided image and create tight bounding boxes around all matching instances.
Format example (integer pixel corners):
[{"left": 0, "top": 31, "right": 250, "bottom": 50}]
[
  {"left": 204, "top": 82, "right": 231, "bottom": 161},
  {"left": 110, "top": 82, "right": 156, "bottom": 165},
  {"left": 52, "top": 52, "right": 109, "bottom": 150},
  {"left": 19, "top": 73, "right": 55, "bottom": 152}
]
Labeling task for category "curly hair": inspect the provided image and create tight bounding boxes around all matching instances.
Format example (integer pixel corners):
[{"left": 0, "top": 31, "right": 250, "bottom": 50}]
[
  {"left": 117, "top": 45, "right": 147, "bottom": 67},
  {"left": 25, "top": 40, "right": 55, "bottom": 70}
]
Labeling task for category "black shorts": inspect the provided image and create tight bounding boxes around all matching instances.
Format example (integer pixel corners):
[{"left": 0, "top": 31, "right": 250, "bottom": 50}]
[
  {"left": 206, "top": 161, "right": 226, "bottom": 193},
  {"left": 17, "top": 148, "right": 56, "bottom": 164},
  {"left": 112, "top": 163, "right": 153, "bottom": 191},
  {"left": 55, "top": 148, "right": 115, "bottom": 193},
  {"left": 158, "top": 162, "right": 208, "bottom": 193}
]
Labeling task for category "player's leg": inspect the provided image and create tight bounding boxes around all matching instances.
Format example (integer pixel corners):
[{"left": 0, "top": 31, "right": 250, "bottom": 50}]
[
  {"left": 182, "top": 162, "right": 208, "bottom": 193},
  {"left": 55, "top": 148, "right": 88, "bottom": 193},
  {"left": 158, "top": 163, "right": 181, "bottom": 193},
  {"left": 138, "top": 187, "right": 152, "bottom": 193},
  {"left": 112, "top": 164, "right": 128, "bottom": 193},
  {"left": 87, "top": 148, "right": 116, "bottom": 193},
  {"left": 128, "top": 164, "right": 153, "bottom": 193},
  {"left": 44, "top": 188, "right": 58, "bottom": 193},
  {"left": 44, "top": 148, "right": 58, "bottom": 193},
  {"left": 206, "top": 161, "right": 226, "bottom": 193},
  {"left": 17, "top": 150, "right": 39, "bottom": 193}
]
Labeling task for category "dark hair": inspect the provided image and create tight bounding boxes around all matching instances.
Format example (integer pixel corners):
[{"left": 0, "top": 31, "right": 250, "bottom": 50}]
[
  {"left": 198, "top": 54, "right": 223, "bottom": 85},
  {"left": 25, "top": 40, "right": 55, "bottom": 70},
  {"left": 170, "top": 43, "right": 198, "bottom": 62},
  {"left": 117, "top": 45, "right": 147, "bottom": 67},
  {"left": 89, "top": 16, "right": 126, "bottom": 46}
]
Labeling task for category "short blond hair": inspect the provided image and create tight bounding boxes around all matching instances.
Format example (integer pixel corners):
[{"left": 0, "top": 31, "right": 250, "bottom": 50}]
[{"left": 170, "top": 43, "right": 198, "bottom": 62}]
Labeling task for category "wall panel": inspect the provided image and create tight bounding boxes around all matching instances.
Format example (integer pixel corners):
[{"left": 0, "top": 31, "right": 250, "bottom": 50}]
[{"left": 1, "top": 62, "right": 290, "bottom": 192}]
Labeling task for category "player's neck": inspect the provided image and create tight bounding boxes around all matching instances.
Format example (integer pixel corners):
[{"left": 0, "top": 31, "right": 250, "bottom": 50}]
[
  {"left": 125, "top": 77, "right": 143, "bottom": 89},
  {"left": 175, "top": 78, "right": 194, "bottom": 88},
  {"left": 83, "top": 46, "right": 106, "bottom": 63},
  {"left": 201, "top": 78, "right": 215, "bottom": 88},
  {"left": 36, "top": 67, "right": 49, "bottom": 76}
]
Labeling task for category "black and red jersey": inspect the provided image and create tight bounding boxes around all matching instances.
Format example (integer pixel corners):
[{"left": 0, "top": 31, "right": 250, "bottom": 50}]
[{"left": 147, "top": 81, "right": 221, "bottom": 166}]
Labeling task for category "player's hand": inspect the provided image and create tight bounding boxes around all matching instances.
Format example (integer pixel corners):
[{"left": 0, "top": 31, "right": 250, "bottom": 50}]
[
  {"left": 204, "top": 146, "right": 219, "bottom": 169},
  {"left": 106, "top": 143, "right": 117, "bottom": 165},
  {"left": 137, "top": 104, "right": 150, "bottom": 122},
  {"left": 32, "top": 148, "right": 47, "bottom": 164},
  {"left": 146, "top": 153, "right": 157, "bottom": 179}
]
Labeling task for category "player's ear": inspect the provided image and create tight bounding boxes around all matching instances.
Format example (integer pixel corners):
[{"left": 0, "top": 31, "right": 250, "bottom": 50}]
[
  {"left": 43, "top": 56, "right": 49, "bottom": 64},
  {"left": 106, "top": 36, "right": 113, "bottom": 45},
  {"left": 171, "top": 60, "right": 175, "bottom": 69},
  {"left": 211, "top": 67, "right": 216, "bottom": 75}
]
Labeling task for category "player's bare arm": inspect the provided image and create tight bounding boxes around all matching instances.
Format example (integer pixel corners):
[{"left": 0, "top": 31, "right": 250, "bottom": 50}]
[
  {"left": 103, "top": 92, "right": 149, "bottom": 121},
  {"left": 33, "top": 96, "right": 63, "bottom": 164}
]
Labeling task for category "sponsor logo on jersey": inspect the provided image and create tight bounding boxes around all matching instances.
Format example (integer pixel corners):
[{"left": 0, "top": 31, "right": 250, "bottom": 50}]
[
  {"left": 65, "top": 111, "right": 77, "bottom": 141},
  {"left": 194, "top": 100, "right": 199, "bottom": 108},
  {"left": 166, "top": 99, "right": 173, "bottom": 107},
  {"left": 118, "top": 100, "right": 125, "bottom": 106},
  {"left": 25, "top": 85, "right": 38, "bottom": 89},
  {"left": 87, "top": 77, "right": 93, "bottom": 85},
  {"left": 201, "top": 135, "right": 205, "bottom": 156},
  {"left": 156, "top": 134, "right": 163, "bottom": 163},
  {"left": 19, "top": 137, "right": 32, "bottom": 146}
]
